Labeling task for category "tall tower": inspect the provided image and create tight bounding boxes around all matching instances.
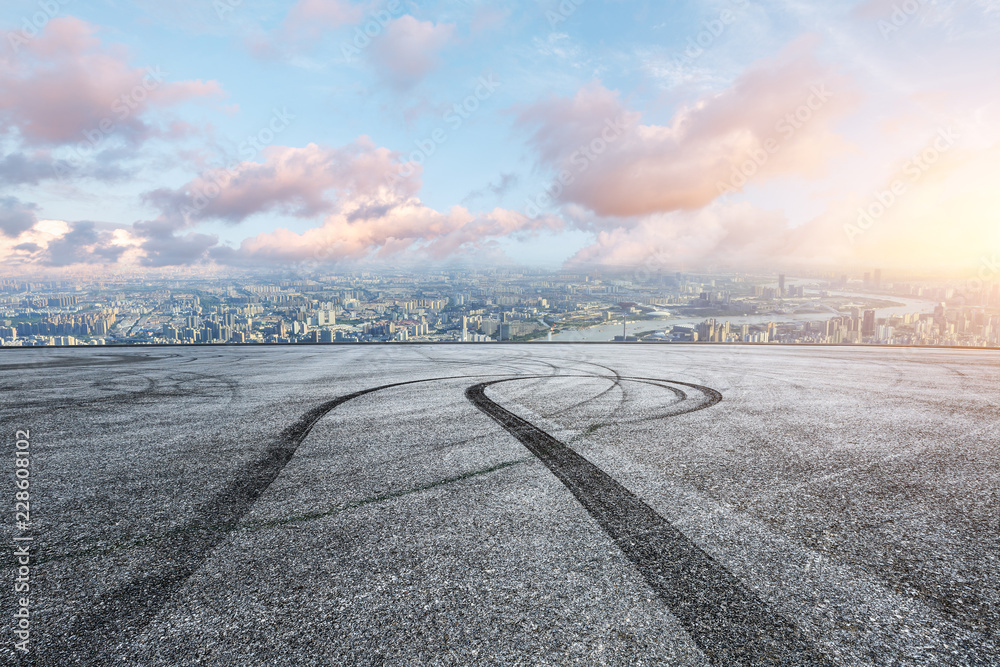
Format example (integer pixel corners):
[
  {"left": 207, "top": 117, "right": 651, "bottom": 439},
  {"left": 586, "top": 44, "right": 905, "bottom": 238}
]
[
  {"left": 778, "top": 274, "right": 786, "bottom": 298},
  {"left": 862, "top": 310, "right": 876, "bottom": 337}
]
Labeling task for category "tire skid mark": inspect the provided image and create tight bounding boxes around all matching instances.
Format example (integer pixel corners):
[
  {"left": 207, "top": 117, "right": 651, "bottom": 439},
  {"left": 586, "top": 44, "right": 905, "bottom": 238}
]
[
  {"left": 0, "top": 352, "right": 176, "bottom": 371},
  {"left": 58, "top": 374, "right": 476, "bottom": 664},
  {"left": 527, "top": 352, "right": 630, "bottom": 418},
  {"left": 59, "top": 370, "right": 778, "bottom": 666},
  {"left": 2, "top": 370, "right": 240, "bottom": 417},
  {"left": 466, "top": 378, "right": 831, "bottom": 666}
]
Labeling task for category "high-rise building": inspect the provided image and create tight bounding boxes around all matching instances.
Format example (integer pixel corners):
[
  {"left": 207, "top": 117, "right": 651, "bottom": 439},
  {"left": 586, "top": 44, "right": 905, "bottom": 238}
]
[
  {"left": 862, "top": 310, "right": 876, "bottom": 337},
  {"left": 778, "top": 274, "right": 786, "bottom": 297}
]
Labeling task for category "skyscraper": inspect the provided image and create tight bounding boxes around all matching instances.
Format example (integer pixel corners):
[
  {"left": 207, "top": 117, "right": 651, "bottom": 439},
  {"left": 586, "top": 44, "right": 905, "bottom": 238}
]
[
  {"left": 862, "top": 310, "right": 876, "bottom": 337},
  {"left": 778, "top": 274, "right": 786, "bottom": 298}
]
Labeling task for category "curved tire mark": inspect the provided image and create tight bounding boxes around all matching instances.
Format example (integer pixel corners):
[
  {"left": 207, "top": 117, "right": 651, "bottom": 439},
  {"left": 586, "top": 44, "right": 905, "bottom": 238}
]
[
  {"left": 58, "top": 371, "right": 811, "bottom": 666},
  {"left": 466, "top": 378, "right": 831, "bottom": 666},
  {"left": 58, "top": 374, "right": 475, "bottom": 664}
]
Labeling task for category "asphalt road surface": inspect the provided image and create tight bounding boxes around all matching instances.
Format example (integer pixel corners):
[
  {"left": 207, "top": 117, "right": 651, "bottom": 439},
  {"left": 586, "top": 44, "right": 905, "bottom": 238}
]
[{"left": 1, "top": 345, "right": 998, "bottom": 665}]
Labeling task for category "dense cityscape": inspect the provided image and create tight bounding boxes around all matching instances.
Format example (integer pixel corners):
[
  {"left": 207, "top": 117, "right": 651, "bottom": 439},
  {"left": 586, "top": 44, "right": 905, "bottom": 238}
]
[{"left": 2, "top": 269, "right": 998, "bottom": 348}]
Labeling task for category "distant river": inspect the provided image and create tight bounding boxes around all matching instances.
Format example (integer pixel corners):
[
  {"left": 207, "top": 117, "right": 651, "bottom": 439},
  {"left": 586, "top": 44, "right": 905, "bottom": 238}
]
[{"left": 549, "top": 290, "right": 937, "bottom": 343}]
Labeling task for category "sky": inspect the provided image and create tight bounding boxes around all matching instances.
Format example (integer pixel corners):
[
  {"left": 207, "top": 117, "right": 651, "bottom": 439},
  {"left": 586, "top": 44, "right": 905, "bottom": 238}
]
[{"left": 1, "top": 0, "right": 998, "bottom": 278}]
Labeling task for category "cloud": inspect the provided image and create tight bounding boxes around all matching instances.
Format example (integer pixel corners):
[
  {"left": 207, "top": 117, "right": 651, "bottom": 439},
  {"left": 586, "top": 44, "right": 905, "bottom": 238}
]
[
  {"left": 142, "top": 139, "right": 419, "bottom": 225},
  {"left": 0, "top": 149, "right": 130, "bottom": 185},
  {"left": 184, "top": 139, "right": 562, "bottom": 265},
  {"left": 281, "top": 0, "right": 368, "bottom": 41},
  {"left": 236, "top": 204, "right": 562, "bottom": 264},
  {"left": 0, "top": 215, "right": 210, "bottom": 268},
  {"left": 464, "top": 173, "right": 520, "bottom": 203},
  {"left": 7, "top": 129, "right": 556, "bottom": 269},
  {"left": 0, "top": 215, "right": 146, "bottom": 268},
  {"left": 370, "top": 16, "right": 455, "bottom": 88},
  {"left": 0, "top": 197, "right": 39, "bottom": 237},
  {"left": 136, "top": 228, "right": 219, "bottom": 267},
  {"left": 565, "top": 202, "right": 798, "bottom": 271},
  {"left": 0, "top": 17, "right": 224, "bottom": 148},
  {"left": 487, "top": 172, "right": 519, "bottom": 198},
  {"left": 566, "top": 135, "right": 1000, "bottom": 274},
  {"left": 246, "top": 0, "right": 373, "bottom": 59},
  {"left": 40, "top": 221, "right": 130, "bottom": 266},
  {"left": 0, "top": 152, "right": 66, "bottom": 185},
  {"left": 517, "top": 38, "right": 860, "bottom": 218}
]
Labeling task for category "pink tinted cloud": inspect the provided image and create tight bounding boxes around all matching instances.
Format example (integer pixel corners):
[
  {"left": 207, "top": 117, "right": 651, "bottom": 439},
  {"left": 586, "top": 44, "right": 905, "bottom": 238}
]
[
  {"left": 370, "top": 16, "right": 455, "bottom": 88},
  {"left": 0, "top": 17, "right": 223, "bottom": 147},
  {"left": 565, "top": 203, "right": 798, "bottom": 270},
  {"left": 143, "top": 139, "right": 420, "bottom": 224},
  {"left": 238, "top": 203, "right": 562, "bottom": 263},
  {"left": 518, "top": 38, "right": 860, "bottom": 218},
  {"left": 179, "top": 134, "right": 563, "bottom": 263},
  {"left": 566, "top": 139, "right": 1000, "bottom": 273},
  {"left": 281, "top": 0, "right": 368, "bottom": 41},
  {"left": 119, "top": 134, "right": 558, "bottom": 268}
]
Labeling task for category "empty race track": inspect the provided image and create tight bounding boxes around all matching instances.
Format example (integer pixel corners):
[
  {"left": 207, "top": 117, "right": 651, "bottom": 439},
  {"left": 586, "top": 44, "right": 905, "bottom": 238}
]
[{"left": 1, "top": 345, "right": 998, "bottom": 665}]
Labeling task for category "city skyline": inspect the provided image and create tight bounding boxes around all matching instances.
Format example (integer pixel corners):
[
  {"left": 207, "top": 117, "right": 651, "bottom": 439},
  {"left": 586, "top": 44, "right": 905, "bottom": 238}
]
[
  {"left": 3, "top": 266, "right": 999, "bottom": 349},
  {"left": 1, "top": 1, "right": 998, "bottom": 277}
]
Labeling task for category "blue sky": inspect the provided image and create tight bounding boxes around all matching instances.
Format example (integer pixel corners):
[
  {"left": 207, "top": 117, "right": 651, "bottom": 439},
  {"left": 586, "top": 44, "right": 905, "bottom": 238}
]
[{"left": 1, "top": 0, "right": 998, "bottom": 274}]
